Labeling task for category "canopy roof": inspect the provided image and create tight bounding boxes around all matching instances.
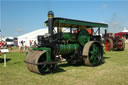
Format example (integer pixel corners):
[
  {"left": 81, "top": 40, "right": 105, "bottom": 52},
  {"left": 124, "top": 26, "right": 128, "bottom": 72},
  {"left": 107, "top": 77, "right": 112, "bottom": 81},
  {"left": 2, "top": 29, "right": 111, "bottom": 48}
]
[{"left": 45, "top": 17, "right": 108, "bottom": 28}]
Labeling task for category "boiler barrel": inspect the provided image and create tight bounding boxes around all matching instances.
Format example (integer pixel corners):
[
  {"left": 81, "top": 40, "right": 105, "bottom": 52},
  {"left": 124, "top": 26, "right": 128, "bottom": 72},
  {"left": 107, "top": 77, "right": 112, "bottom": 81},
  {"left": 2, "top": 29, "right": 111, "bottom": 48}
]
[{"left": 59, "top": 44, "right": 79, "bottom": 54}]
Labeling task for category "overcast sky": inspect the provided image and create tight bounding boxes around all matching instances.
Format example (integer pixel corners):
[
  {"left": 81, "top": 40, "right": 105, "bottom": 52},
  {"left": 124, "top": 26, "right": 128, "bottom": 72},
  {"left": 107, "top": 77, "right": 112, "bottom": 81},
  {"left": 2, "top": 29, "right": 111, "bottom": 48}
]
[{"left": 1, "top": 0, "right": 128, "bottom": 37}]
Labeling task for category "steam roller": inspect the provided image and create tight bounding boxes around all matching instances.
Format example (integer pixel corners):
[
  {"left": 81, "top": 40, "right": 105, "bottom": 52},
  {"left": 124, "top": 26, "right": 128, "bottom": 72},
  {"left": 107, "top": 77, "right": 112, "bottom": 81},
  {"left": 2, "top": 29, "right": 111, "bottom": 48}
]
[{"left": 25, "top": 11, "right": 108, "bottom": 74}]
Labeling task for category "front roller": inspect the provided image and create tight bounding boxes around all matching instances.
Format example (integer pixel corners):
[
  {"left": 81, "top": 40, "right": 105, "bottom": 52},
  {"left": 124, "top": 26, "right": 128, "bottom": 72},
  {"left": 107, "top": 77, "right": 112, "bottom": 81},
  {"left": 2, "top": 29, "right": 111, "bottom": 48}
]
[
  {"left": 24, "top": 50, "right": 57, "bottom": 74},
  {"left": 82, "top": 41, "right": 103, "bottom": 66}
]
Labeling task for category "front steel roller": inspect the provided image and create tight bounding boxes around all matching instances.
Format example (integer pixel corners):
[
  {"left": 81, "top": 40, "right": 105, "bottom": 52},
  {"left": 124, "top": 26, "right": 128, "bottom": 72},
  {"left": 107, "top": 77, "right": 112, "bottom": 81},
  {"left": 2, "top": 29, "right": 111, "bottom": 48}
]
[
  {"left": 82, "top": 41, "right": 103, "bottom": 66},
  {"left": 25, "top": 50, "right": 57, "bottom": 74}
]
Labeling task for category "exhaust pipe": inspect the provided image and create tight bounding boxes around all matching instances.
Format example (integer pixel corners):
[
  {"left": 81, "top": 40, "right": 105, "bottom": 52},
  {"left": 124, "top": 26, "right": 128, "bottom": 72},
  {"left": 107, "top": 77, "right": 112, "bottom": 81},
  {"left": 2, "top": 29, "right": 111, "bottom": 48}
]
[
  {"left": 48, "top": 11, "right": 54, "bottom": 36},
  {"left": 104, "top": 29, "right": 107, "bottom": 41}
]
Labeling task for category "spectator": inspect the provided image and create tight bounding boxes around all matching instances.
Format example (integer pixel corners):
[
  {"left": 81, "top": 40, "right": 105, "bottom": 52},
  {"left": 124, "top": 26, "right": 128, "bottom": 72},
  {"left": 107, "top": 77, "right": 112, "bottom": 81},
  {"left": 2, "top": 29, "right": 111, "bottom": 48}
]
[
  {"left": 23, "top": 41, "right": 26, "bottom": 52},
  {"left": 0, "top": 41, "right": 4, "bottom": 49},
  {"left": 34, "top": 40, "right": 37, "bottom": 47},
  {"left": 21, "top": 40, "right": 24, "bottom": 46},
  {"left": 3, "top": 41, "right": 7, "bottom": 49},
  {"left": 19, "top": 42, "right": 23, "bottom": 52},
  {"left": 0, "top": 41, "right": 2, "bottom": 48},
  {"left": 29, "top": 40, "right": 33, "bottom": 47}
]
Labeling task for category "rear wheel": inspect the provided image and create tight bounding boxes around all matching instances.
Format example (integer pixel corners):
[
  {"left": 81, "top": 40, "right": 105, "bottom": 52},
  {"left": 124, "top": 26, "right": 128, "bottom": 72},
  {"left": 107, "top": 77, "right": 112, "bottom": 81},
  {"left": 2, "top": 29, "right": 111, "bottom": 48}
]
[
  {"left": 104, "top": 38, "right": 113, "bottom": 51},
  {"left": 82, "top": 41, "right": 103, "bottom": 66}
]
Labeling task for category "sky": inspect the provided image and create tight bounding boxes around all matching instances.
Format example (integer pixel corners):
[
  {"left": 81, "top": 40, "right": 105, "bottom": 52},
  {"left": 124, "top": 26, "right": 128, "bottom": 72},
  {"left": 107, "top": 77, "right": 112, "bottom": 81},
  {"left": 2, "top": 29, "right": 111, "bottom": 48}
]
[{"left": 1, "top": 0, "right": 128, "bottom": 37}]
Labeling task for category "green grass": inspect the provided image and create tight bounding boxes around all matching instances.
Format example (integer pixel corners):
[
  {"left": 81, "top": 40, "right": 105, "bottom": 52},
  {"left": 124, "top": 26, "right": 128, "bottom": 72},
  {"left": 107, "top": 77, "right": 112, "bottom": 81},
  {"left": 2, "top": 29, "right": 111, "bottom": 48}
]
[{"left": 0, "top": 47, "right": 128, "bottom": 85}]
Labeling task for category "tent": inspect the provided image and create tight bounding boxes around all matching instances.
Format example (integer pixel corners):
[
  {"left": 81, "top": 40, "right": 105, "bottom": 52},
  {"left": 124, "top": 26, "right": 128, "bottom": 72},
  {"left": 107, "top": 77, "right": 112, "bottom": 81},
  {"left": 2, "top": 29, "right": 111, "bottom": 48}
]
[
  {"left": 18, "top": 28, "right": 48, "bottom": 47},
  {"left": 122, "top": 27, "right": 128, "bottom": 32},
  {"left": 17, "top": 28, "right": 70, "bottom": 47}
]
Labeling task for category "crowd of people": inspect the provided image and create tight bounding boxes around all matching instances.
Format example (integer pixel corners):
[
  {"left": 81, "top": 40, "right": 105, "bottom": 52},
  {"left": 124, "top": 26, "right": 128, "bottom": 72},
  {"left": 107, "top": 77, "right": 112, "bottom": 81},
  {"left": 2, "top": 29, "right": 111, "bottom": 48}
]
[
  {"left": 0, "top": 39, "right": 38, "bottom": 53},
  {"left": 0, "top": 40, "right": 7, "bottom": 49},
  {"left": 19, "top": 40, "right": 37, "bottom": 52}
]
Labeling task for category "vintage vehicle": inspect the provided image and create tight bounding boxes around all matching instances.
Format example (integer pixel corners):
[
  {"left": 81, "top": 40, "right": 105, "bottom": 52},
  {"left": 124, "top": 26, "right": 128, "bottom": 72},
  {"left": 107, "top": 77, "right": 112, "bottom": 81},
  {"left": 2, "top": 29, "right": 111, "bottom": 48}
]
[
  {"left": 25, "top": 11, "right": 108, "bottom": 74},
  {"left": 104, "top": 33, "right": 125, "bottom": 51},
  {"left": 5, "top": 37, "right": 14, "bottom": 46}
]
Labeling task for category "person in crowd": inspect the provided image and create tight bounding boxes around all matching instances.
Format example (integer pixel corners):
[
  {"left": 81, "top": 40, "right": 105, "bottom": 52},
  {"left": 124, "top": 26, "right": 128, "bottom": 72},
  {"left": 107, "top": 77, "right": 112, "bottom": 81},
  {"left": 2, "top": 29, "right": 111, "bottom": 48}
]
[
  {"left": 23, "top": 41, "right": 26, "bottom": 52},
  {"left": 0, "top": 41, "right": 4, "bottom": 49},
  {"left": 0, "top": 41, "right": 1, "bottom": 49},
  {"left": 34, "top": 40, "right": 37, "bottom": 47},
  {"left": 19, "top": 41, "right": 23, "bottom": 52},
  {"left": 3, "top": 41, "right": 7, "bottom": 49},
  {"left": 21, "top": 40, "right": 24, "bottom": 47},
  {"left": 29, "top": 40, "right": 33, "bottom": 47}
]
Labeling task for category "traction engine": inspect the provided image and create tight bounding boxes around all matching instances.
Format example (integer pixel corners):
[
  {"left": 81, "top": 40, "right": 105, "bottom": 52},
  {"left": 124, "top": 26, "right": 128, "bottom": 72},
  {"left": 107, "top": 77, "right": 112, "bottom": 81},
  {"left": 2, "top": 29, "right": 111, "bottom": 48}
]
[
  {"left": 25, "top": 11, "right": 108, "bottom": 74},
  {"left": 104, "top": 33, "right": 125, "bottom": 51}
]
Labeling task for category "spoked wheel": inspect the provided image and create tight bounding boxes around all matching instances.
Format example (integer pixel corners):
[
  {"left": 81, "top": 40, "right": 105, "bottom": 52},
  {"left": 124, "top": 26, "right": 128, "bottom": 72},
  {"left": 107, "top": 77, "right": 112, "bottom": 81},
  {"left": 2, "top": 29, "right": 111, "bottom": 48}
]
[
  {"left": 38, "top": 54, "right": 57, "bottom": 74},
  {"left": 25, "top": 50, "right": 57, "bottom": 74},
  {"left": 104, "top": 38, "right": 113, "bottom": 51},
  {"left": 82, "top": 41, "right": 103, "bottom": 66},
  {"left": 38, "top": 64, "right": 57, "bottom": 74}
]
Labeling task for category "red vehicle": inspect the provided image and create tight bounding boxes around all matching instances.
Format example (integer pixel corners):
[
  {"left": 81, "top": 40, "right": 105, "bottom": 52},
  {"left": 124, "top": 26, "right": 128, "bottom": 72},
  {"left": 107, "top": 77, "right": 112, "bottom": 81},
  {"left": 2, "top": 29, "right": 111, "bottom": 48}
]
[{"left": 104, "top": 33, "right": 125, "bottom": 51}]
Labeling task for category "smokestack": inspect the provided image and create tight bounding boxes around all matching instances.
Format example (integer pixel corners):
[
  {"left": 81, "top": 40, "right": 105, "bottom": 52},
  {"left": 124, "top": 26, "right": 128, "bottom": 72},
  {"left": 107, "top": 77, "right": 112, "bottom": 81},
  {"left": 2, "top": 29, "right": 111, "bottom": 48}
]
[
  {"left": 48, "top": 11, "right": 54, "bottom": 36},
  {"left": 104, "top": 29, "right": 107, "bottom": 41}
]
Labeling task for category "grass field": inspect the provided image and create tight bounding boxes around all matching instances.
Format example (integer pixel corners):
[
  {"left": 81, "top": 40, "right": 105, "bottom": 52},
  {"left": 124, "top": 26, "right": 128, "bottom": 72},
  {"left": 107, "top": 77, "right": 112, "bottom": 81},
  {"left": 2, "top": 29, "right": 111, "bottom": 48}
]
[{"left": 0, "top": 46, "right": 128, "bottom": 85}]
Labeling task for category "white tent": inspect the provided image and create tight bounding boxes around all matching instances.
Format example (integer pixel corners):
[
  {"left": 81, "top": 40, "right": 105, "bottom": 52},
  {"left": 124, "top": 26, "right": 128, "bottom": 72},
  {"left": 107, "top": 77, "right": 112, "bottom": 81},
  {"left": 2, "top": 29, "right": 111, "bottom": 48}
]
[
  {"left": 122, "top": 27, "right": 128, "bottom": 43},
  {"left": 18, "top": 28, "right": 48, "bottom": 47},
  {"left": 122, "top": 27, "right": 128, "bottom": 32}
]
